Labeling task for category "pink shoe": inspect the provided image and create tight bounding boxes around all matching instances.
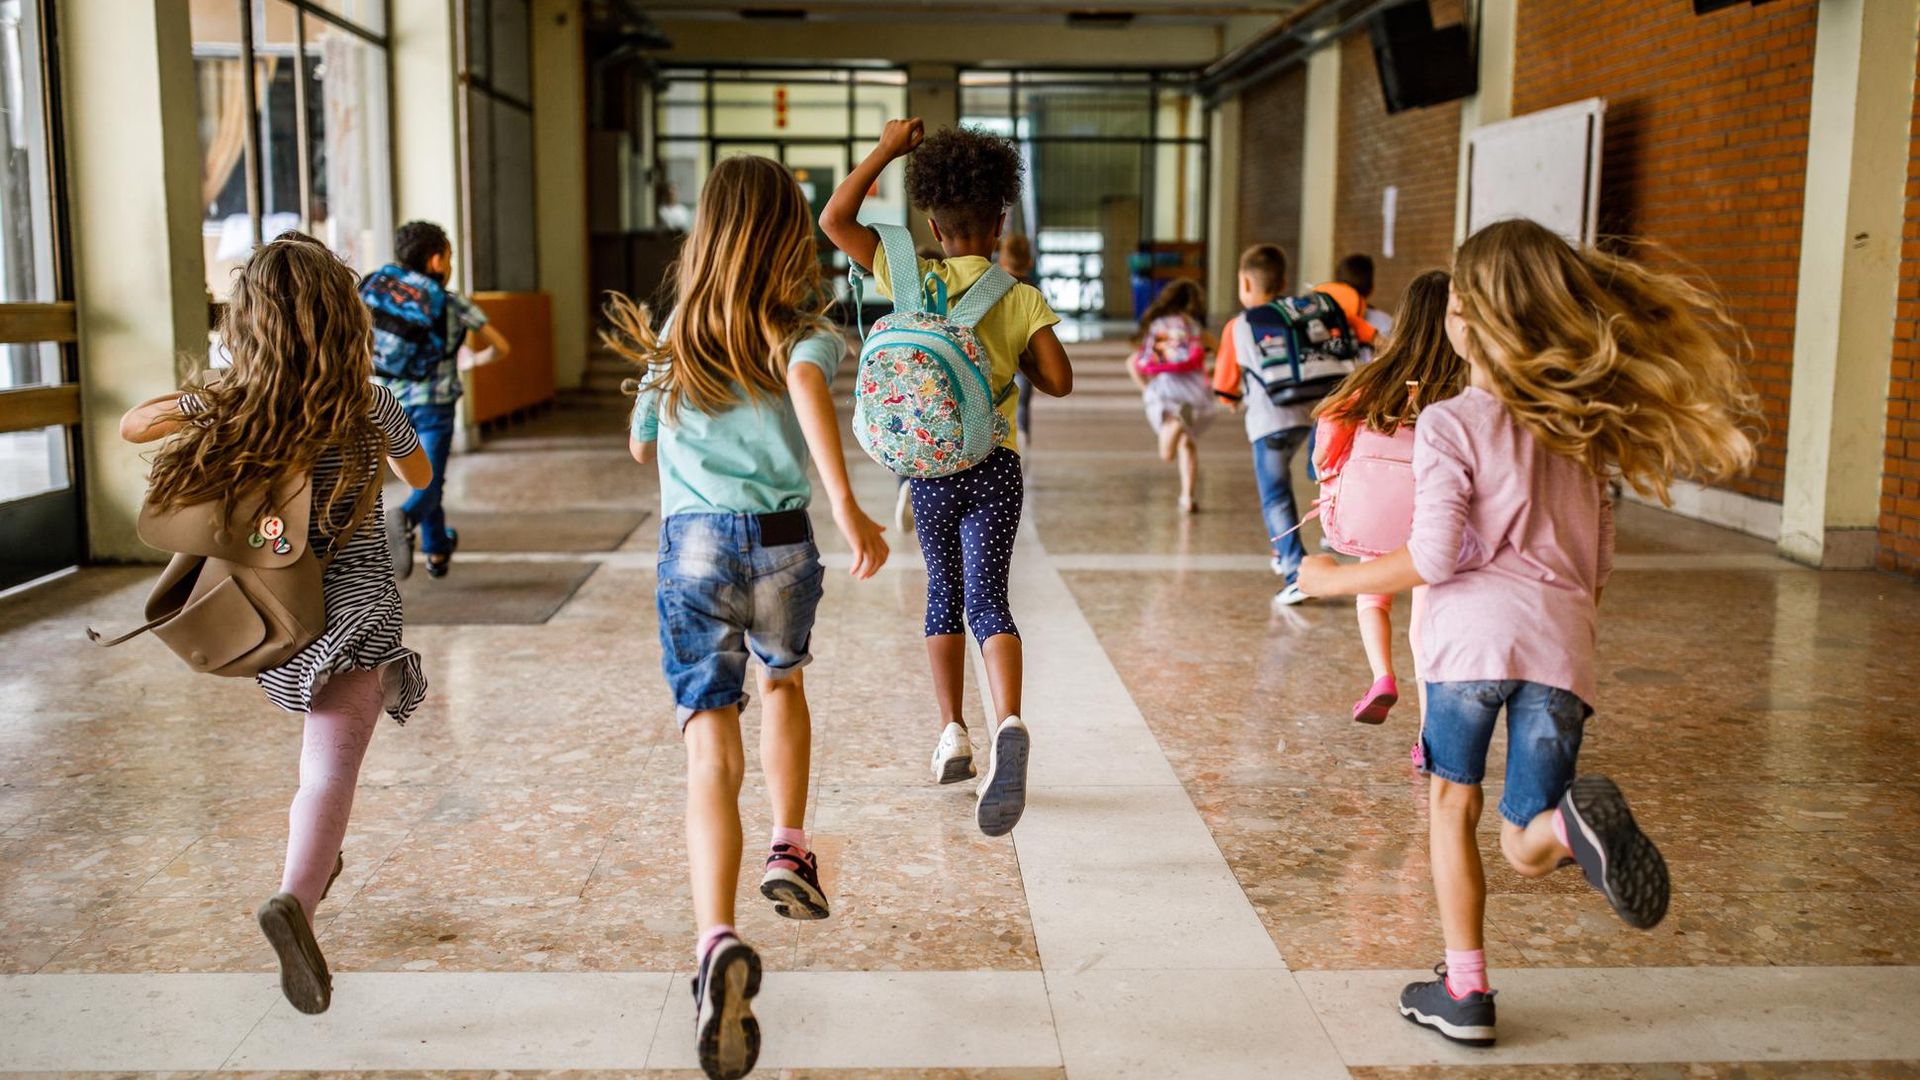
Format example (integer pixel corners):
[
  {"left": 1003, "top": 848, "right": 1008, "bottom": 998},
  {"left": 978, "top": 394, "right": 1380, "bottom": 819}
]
[
  {"left": 1410, "top": 742, "right": 1425, "bottom": 770},
  {"left": 1353, "top": 674, "right": 1398, "bottom": 725}
]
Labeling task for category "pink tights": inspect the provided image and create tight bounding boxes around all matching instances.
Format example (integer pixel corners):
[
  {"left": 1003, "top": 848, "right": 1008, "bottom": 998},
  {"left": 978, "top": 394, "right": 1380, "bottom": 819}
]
[
  {"left": 279, "top": 667, "right": 384, "bottom": 918},
  {"left": 1356, "top": 585, "right": 1428, "bottom": 669}
]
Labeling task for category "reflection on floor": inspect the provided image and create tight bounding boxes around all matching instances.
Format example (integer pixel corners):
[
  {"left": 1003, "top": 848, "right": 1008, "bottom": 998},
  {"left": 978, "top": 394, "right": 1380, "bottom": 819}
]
[{"left": 3, "top": 339, "right": 1919, "bottom": 1076}]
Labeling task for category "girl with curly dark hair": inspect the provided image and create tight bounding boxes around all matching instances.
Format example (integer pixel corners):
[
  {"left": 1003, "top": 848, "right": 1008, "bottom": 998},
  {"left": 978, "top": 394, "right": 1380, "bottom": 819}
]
[{"left": 821, "top": 118, "right": 1073, "bottom": 839}]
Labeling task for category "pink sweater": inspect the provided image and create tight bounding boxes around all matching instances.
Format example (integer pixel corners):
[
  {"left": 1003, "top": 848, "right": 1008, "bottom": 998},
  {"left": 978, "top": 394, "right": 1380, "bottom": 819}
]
[{"left": 1407, "top": 387, "right": 1615, "bottom": 704}]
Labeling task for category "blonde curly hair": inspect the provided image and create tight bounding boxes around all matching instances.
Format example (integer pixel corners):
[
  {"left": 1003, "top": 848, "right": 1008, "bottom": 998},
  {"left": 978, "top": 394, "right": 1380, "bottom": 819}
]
[{"left": 1449, "top": 219, "right": 1760, "bottom": 503}]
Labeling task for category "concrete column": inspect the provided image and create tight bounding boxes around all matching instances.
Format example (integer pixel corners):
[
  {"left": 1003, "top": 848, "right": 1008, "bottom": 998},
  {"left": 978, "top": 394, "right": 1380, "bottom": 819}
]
[
  {"left": 1206, "top": 97, "right": 1243, "bottom": 316},
  {"left": 390, "top": 0, "right": 462, "bottom": 240},
  {"left": 1296, "top": 43, "right": 1340, "bottom": 290},
  {"left": 1454, "top": 0, "right": 1516, "bottom": 244},
  {"left": 388, "top": 0, "right": 470, "bottom": 440},
  {"left": 1778, "top": 0, "right": 1920, "bottom": 567},
  {"left": 59, "top": 0, "right": 206, "bottom": 562},
  {"left": 532, "top": 0, "right": 589, "bottom": 391},
  {"left": 906, "top": 63, "right": 959, "bottom": 251}
]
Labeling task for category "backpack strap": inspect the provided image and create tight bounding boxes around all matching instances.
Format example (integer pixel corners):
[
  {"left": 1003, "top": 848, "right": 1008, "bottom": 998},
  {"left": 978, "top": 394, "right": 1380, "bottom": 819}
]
[
  {"left": 948, "top": 265, "right": 1017, "bottom": 329},
  {"left": 872, "top": 223, "right": 925, "bottom": 317}
]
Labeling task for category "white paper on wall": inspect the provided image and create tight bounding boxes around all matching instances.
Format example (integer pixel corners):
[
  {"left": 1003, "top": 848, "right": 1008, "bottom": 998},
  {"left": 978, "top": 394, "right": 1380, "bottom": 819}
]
[{"left": 1382, "top": 185, "right": 1399, "bottom": 258}]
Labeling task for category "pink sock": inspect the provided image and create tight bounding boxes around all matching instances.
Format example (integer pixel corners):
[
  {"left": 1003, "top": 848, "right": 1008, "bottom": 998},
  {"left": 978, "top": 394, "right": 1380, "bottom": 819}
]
[
  {"left": 772, "top": 826, "right": 809, "bottom": 853},
  {"left": 1445, "top": 948, "right": 1489, "bottom": 996},
  {"left": 1552, "top": 808, "right": 1572, "bottom": 856},
  {"left": 697, "top": 924, "right": 736, "bottom": 966},
  {"left": 279, "top": 669, "right": 383, "bottom": 915}
]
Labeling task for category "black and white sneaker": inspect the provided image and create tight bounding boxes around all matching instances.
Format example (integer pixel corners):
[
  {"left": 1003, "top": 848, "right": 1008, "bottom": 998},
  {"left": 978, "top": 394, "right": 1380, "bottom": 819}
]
[
  {"left": 1560, "top": 774, "right": 1670, "bottom": 929},
  {"left": 693, "top": 933, "right": 762, "bottom": 1080},
  {"left": 975, "top": 715, "right": 1030, "bottom": 837},
  {"left": 760, "top": 842, "right": 830, "bottom": 920},
  {"left": 1399, "top": 963, "right": 1496, "bottom": 1046}
]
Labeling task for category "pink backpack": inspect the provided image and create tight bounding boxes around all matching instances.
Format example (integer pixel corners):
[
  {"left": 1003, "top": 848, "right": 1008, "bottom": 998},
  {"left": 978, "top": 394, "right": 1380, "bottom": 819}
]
[
  {"left": 1306, "top": 382, "right": 1426, "bottom": 558},
  {"left": 1131, "top": 314, "right": 1208, "bottom": 376}
]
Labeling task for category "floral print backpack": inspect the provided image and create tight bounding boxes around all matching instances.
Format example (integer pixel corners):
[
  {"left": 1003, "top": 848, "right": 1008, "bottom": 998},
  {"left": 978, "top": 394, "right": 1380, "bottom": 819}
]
[{"left": 849, "top": 223, "right": 1017, "bottom": 479}]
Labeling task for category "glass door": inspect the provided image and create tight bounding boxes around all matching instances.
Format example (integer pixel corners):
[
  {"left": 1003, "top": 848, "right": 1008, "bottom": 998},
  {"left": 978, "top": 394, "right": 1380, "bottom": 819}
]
[{"left": 0, "top": 0, "right": 80, "bottom": 590}]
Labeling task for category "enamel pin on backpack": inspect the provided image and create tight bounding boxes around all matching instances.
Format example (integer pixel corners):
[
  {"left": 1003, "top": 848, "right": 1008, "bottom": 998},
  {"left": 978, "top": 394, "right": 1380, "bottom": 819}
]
[{"left": 847, "top": 223, "right": 1017, "bottom": 478}]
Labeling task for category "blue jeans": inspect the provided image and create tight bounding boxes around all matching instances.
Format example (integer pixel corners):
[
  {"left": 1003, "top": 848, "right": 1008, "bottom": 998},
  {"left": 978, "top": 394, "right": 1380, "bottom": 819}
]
[
  {"left": 1253, "top": 426, "right": 1311, "bottom": 580},
  {"left": 656, "top": 512, "right": 825, "bottom": 727},
  {"left": 400, "top": 404, "right": 455, "bottom": 556},
  {"left": 1422, "top": 680, "right": 1592, "bottom": 827}
]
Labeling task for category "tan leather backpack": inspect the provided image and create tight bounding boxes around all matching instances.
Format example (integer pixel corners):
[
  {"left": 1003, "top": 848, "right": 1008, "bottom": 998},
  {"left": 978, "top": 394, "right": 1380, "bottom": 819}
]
[{"left": 89, "top": 477, "right": 373, "bottom": 677}]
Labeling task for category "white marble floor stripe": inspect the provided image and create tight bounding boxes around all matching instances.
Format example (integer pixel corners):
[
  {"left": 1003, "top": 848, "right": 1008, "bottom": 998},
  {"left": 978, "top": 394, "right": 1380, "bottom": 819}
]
[
  {"left": 1298, "top": 966, "right": 1920, "bottom": 1066},
  {"left": 452, "top": 549, "right": 1801, "bottom": 575},
  {"left": 8, "top": 966, "right": 1918, "bottom": 1071},
  {"left": 985, "top": 530, "right": 1350, "bottom": 1078}
]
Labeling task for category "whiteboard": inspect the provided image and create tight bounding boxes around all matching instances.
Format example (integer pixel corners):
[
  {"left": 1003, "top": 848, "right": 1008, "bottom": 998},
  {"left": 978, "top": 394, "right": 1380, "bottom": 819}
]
[{"left": 1465, "top": 98, "right": 1605, "bottom": 247}]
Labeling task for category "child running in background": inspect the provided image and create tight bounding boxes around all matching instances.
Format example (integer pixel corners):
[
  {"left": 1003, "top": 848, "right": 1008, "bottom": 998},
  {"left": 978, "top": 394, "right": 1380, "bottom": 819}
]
[
  {"left": 1322, "top": 253, "right": 1393, "bottom": 357},
  {"left": 608, "top": 155, "right": 890, "bottom": 1080},
  {"left": 1299, "top": 219, "right": 1756, "bottom": 1047},
  {"left": 821, "top": 118, "right": 1073, "bottom": 837},
  {"left": 1212, "top": 243, "right": 1319, "bottom": 606},
  {"left": 1129, "top": 279, "right": 1216, "bottom": 513},
  {"left": 1309, "top": 270, "right": 1463, "bottom": 731},
  {"left": 1001, "top": 232, "right": 1040, "bottom": 447},
  {"left": 362, "top": 221, "right": 511, "bottom": 580},
  {"left": 118, "top": 234, "right": 433, "bottom": 1016}
]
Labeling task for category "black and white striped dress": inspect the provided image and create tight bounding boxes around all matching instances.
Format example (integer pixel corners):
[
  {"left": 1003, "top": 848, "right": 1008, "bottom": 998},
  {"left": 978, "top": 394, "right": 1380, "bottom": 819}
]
[{"left": 178, "top": 383, "right": 428, "bottom": 722}]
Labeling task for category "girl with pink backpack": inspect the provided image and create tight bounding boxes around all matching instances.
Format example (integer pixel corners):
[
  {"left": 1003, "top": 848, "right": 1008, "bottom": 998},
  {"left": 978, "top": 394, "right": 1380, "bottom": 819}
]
[
  {"left": 1128, "top": 279, "right": 1218, "bottom": 513},
  {"left": 1309, "top": 270, "right": 1465, "bottom": 731}
]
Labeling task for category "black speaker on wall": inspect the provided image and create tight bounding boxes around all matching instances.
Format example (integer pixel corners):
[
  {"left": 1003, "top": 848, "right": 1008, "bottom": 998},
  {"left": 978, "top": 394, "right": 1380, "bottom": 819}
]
[
  {"left": 1368, "top": 1, "right": 1478, "bottom": 114},
  {"left": 1694, "top": 0, "right": 1783, "bottom": 11}
]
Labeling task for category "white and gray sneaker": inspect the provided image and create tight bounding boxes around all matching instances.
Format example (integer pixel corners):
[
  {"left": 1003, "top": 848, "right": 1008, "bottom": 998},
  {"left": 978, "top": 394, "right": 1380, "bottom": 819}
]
[
  {"left": 894, "top": 481, "right": 915, "bottom": 534},
  {"left": 1273, "top": 582, "right": 1309, "bottom": 607},
  {"left": 976, "top": 715, "right": 1030, "bottom": 837},
  {"left": 1269, "top": 556, "right": 1289, "bottom": 577},
  {"left": 931, "top": 721, "right": 974, "bottom": 785}
]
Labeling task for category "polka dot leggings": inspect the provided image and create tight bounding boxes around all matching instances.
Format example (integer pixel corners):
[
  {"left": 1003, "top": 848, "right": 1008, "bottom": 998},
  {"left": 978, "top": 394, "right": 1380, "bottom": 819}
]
[{"left": 909, "top": 446, "right": 1023, "bottom": 641}]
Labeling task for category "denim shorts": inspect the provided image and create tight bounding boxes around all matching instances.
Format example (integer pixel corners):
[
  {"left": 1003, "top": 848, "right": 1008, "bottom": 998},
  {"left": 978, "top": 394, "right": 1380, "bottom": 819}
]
[
  {"left": 656, "top": 512, "right": 825, "bottom": 727},
  {"left": 1421, "top": 680, "right": 1592, "bottom": 827}
]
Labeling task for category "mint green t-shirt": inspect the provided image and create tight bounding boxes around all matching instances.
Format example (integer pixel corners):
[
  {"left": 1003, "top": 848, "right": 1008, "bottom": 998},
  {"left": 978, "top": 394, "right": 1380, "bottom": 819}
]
[{"left": 630, "top": 329, "right": 845, "bottom": 518}]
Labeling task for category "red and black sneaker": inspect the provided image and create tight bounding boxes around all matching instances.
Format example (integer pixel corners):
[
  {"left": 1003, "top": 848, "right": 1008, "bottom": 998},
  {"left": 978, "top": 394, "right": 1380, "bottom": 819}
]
[{"left": 759, "top": 842, "right": 830, "bottom": 920}]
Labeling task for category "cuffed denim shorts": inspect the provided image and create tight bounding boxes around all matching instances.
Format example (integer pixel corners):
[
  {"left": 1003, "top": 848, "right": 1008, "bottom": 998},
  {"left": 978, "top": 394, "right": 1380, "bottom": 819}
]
[
  {"left": 1421, "top": 680, "right": 1592, "bottom": 827},
  {"left": 656, "top": 512, "right": 825, "bottom": 727}
]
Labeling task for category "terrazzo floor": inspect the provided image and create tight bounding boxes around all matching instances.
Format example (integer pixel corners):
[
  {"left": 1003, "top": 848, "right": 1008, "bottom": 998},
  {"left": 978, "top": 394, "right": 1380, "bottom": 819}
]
[{"left": 3, "top": 339, "right": 1918, "bottom": 1076}]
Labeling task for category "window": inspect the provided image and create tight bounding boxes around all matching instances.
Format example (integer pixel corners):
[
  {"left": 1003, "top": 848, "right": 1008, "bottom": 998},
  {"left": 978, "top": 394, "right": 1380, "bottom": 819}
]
[
  {"left": 191, "top": 0, "right": 392, "bottom": 300},
  {"left": 960, "top": 70, "right": 1208, "bottom": 318},
  {"left": 464, "top": 0, "right": 534, "bottom": 292},
  {"left": 652, "top": 67, "right": 909, "bottom": 296},
  {"left": 0, "top": 0, "right": 81, "bottom": 587}
]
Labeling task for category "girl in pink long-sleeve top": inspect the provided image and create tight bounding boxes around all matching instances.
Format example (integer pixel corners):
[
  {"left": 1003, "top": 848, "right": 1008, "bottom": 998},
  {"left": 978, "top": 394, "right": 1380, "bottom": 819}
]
[{"left": 1299, "top": 219, "right": 1757, "bottom": 1049}]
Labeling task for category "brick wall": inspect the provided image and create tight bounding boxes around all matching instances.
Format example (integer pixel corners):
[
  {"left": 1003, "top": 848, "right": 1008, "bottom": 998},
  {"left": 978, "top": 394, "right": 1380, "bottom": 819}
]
[
  {"left": 1237, "top": 64, "right": 1306, "bottom": 276},
  {"left": 1878, "top": 39, "right": 1920, "bottom": 574},
  {"left": 1329, "top": 0, "right": 1464, "bottom": 312},
  {"left": 1513, "top": 0, "right": 1820, "bottom": 503}
]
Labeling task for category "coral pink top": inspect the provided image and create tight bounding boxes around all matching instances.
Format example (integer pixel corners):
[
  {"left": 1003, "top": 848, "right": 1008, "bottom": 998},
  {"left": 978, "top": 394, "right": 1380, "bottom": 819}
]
[{"left": 1407, "top": 387, "right": 1615, "bottom": 704}]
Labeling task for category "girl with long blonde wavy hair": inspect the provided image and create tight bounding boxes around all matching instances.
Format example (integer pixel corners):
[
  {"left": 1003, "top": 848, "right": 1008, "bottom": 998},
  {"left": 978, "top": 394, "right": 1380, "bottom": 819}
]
[
  {"left": 119, "top": 232, "right": 432, "bottom": 1018},
  {"left": 603, "top": 153, "right": 830, "bottom": 422},
  {"left": 603, "top": 154, "right": 889, "bottom": 1080},
  {"left": 1298, "top": 218, "right": 1756, "bottom": 1048}
]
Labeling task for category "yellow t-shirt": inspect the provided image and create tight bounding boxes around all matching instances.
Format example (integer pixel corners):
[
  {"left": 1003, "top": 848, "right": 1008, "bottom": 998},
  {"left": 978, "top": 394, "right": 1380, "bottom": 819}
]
[{"left": 871, "top": 245, "right": 1060, "bottom": 453}]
